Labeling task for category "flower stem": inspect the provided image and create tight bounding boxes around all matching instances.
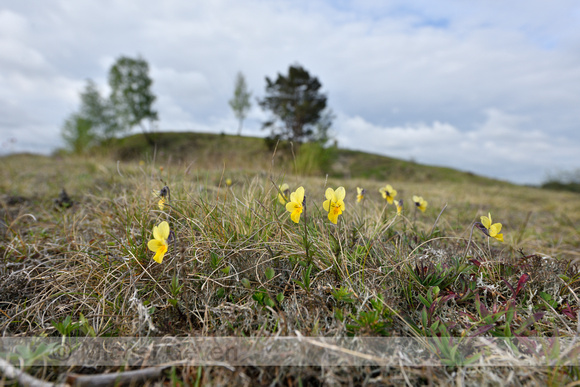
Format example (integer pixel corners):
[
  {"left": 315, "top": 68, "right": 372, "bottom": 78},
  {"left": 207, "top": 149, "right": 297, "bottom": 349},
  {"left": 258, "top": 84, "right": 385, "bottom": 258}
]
[
  {"left": 463, "top": 222, "right": 478, "bottom": 261},
  {"left": 303, "top": 206, "right": 311, "bottom": 266}
]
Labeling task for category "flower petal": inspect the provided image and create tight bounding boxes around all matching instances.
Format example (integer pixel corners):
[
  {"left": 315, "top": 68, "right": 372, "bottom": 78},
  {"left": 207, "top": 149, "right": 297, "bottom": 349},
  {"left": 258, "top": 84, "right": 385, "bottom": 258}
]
[
  {"left": 325, "top": 187, "right": 335, "bottom": 201},
  {"left": 328, "top": 211, "right": 338, "bottom": 224},
  {"left": 323, "top": 199, "right": 330, "bottom": 212},
  {"left": 481, "top": 215, "right": 491, "bottom": 230},
  {"left": 294, "top": 186, "right": 305, "bottom": 204},
  {"left": 152, "top": 244, "right": 167, "bottom": 263},
  {"left": 291, "top": 208, "right": 302, "bottom": 223},
  {"left": 335, "top": 187, "right": 346, "bottom": 201},
  {"left": 148, "top": 239, "right": 163, "bottom": 252},
  {"left": 489, "top": 223, "right": 502, "bottom": 236},
  {"left": 286, "top": 201, "right": 299, "bottom": 213},
  {"left": 154, "top": 221, "right": 170, "bottom": 240}
]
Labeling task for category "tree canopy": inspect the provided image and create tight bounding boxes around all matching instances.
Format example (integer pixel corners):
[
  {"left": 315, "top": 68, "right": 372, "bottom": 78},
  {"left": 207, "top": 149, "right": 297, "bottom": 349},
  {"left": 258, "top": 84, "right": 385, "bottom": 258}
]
[
  {"left": 61, "top": 56, "right": 158, "bottom": 153},
  {"left": 61, "top": 79, "right": 117, "bottom": 153},
  {"left": 259, "top": 65, "right": 331, "bottom": 145},
  {"left": 109, "top": 56, "right": 158, "bottom": 143},
  {"left": 228, "top": 72, "right": 252, "bottom": 135}
]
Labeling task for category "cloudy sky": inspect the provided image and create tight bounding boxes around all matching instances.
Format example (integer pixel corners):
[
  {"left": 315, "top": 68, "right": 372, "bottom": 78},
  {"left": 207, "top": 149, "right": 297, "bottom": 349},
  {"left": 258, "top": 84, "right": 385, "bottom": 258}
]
[{"left": 1, "top": 0, "right": 579, "bottom": 184}]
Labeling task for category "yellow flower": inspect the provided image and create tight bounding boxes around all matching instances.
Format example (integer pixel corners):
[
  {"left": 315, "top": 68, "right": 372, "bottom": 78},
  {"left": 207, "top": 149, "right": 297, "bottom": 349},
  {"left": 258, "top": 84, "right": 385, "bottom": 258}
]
[
  {"left": 412, "top": 195, "right": 428, "bottom": 212},
  {"left": 225, "top": 178, "right": 232, "bottom": 187},
  {"left": 147, "top": 221, "right": 170, "bottom": 263},
  {"left": 278, "top": 183, "right": 290, "bottom": 205},
  {"left": 480, "top": 213, "right": 504, "bottom": 242},
  {"left": 285, "top": 186, "right": 305, "bottom": 223},
  {"left": 356, "top": 187, "right": 366, "bottom": 203},
  {"left": 139, "top": 160, "right": 145, "bottom": 166},
  {"left": 379, "top": 184, "right": 397, "bottom": 204},
  {"left": 323, "top": 186, "right": 346, "bottom": 224},
  {"left": 158, "top": 197, "right": 166, "bottom": 210},
  {"left": 395, "top": 199, "right": 403, "bottom": 214}
]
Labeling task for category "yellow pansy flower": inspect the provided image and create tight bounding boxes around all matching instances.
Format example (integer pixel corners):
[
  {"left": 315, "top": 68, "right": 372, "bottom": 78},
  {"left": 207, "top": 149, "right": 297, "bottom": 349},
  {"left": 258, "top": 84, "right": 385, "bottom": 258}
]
[
  {"left": 356, "top": 187, "right": 365, "bottom": 203},
  {"left": 147, "top": 221, "right": 170, "bottom": 263},
  {"left": 480, "top": 213, "right": 504, "bottom": 242},
  {"left": 323, "top": 186, "right": 346, "bottom": 224},
  {"left": 395, "top": 199, "right": 403, "bottom": 214},
  {"left": 379, "top": 184, "right": 397, "bottom": 204},
  {"left": 278, "top": 183, "right": 290, "bottom": 205},
  {"left": 285, "top": 186, "right": 305, "bottom": 223},
  {"left": 412, "top": 195, "right": 428, "bottom": 212},
  {"left": 158, "top": 197, "right": 166, "bottom": 210}
]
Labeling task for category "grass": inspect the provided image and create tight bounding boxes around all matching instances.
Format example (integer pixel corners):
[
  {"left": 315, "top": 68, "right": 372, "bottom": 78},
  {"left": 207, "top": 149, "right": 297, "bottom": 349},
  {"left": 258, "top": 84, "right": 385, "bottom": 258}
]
[
  {"left": 1, "top": 140, "right": 580, "bottom": 385},
  {"left": 93, "top": 131, "right": 510, "bottom": 184}
]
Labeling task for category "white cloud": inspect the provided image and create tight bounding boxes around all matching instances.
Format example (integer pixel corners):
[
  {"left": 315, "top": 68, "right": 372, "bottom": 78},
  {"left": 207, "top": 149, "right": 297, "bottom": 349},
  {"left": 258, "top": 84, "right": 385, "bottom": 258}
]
[{"left": 336, "top": 109, "right": 580, "bottom": 184}]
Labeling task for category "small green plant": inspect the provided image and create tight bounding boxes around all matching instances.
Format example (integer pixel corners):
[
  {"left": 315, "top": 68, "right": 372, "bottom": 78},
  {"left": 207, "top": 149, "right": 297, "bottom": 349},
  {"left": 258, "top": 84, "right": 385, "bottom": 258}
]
[
  {"left": 252, "top": 289, "right": 276, "bottom": 308},
  {"left": 209, "top": 251, "right": 223, "bottom": 270},
  {"left": 294, "top": 264, "right": 313, "bottom": 292},
  {"left": 332, "top": 286, "right": 356, "bottom": 304},
  {"left": 429, "top": 324, "right": 483, "bottom": 366},
  {"left": 52, "top": 315, "right": 81, "bottom": 337},
  {"left": 346, "top": 295, "right": 393, "bottom": 336},
  {"left": 408, "top": 258, "right": 471, "bottom": 292},
  {"left": 265, "top": 267, "right": 275, "bottom": 281},
  {"left": 168, "top": 274, "right": 184, "bottom": 307},
  {"left": 1, "top": 341, "right": 61, "bottom": 369},
  {"left": 78, "top": 312, "right": 96, "bottom": 337}
]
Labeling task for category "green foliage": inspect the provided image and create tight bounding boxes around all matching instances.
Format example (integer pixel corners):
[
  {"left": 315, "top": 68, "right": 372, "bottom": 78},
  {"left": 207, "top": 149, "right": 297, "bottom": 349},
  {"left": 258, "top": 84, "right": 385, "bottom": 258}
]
[
  {"left": 52, "top": 315, "right": 81, "bottom": 337},
  {"left": 252, "top": 289, "right": 276, "bottom": 308},
  {"left": 109, "top": 55, "right": 158, "bottom": 143},
  {"left": 294, "top": 141, "right": 338, "bottom": 175},
  {"left": 209, "top": 251, "right": 223, "bottom": 270},
  {"left": 61, "top": 79, "right": 120, "bottom": 153},
  {"left": 542, "top": 169, "right": 580, "bottom": 193},
  {"left": 332, "top": 286, "right": 356, "bottom": 304},
  {"left": 346, "top": 295, "right": 393, "bottom": 336},
  {"left": 294, "top": 264, "right": 313, "bottom": 292},
  {"left": 78, "top": 79, "right": 119, "bottom": 140},
  {"left": 265, "top": 267, "right": 275, "bottom": 281},
  {"left": 229, "top": 71, "right": 252, "bottom": 135},
  {"left": 408, "top": 259, "right": 471, "bottom": 290},
  {"left": 259, "top": 64, "right": 331, "bottom": 146},
  {"left": 1, "top": 342, "right": 60, "bottom": 369},
  {"left": 61, "top": 113, "right": 96, "bottom": 154},
  {"left": 168, "top": 275, "right": 184, "bottom": 307},
  {"left": 61, "top": 56, "right": 157, "bottom": 152},
  {"left": 51, "top": 313, "right": 96, "bottom": 338}
]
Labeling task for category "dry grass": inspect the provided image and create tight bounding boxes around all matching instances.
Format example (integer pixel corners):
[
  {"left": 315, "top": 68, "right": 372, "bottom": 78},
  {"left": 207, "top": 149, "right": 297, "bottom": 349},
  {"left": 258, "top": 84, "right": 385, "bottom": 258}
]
[{"left": 1, "top": 153, "right": 580, "bottom": 385}]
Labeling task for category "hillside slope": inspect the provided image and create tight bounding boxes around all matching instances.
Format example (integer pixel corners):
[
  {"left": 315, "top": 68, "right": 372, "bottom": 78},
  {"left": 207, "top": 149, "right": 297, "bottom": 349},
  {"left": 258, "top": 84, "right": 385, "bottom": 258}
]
[{"left": 98, "top": 131, "right": 506, "bottom": 185}]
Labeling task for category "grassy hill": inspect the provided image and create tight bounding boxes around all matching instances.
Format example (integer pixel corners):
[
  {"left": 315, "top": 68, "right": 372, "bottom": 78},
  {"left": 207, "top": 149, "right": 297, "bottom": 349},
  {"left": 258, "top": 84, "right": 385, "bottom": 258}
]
[{"left": 100, "top": 131, "right": 507, "bottom": 185}]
